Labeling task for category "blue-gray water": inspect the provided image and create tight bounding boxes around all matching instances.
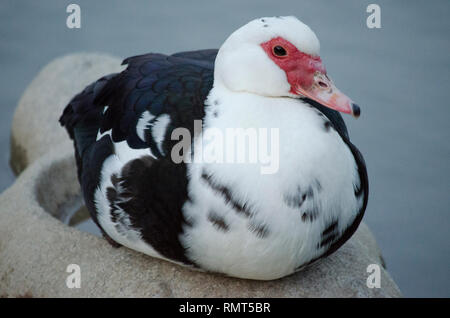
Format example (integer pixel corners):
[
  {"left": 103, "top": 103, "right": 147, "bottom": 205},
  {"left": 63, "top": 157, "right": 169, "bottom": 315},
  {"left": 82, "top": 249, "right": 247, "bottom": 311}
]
[{"left": 0, "top": 0, "right": 449, "bottom": 297}]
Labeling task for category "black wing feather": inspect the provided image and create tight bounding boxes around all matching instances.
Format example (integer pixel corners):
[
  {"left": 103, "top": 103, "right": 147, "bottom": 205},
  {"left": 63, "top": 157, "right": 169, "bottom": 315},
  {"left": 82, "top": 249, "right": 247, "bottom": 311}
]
[
  {"left": 93, "top": 51, "right": 216, "bottom": 155},
  {"left": 60, "top": 49, "right": 217, "bottom": 182}
]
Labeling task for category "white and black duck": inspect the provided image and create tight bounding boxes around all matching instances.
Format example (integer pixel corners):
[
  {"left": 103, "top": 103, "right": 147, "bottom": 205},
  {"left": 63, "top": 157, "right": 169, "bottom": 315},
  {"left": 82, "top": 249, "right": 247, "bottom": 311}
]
[{"left": 60, "top": 16, "right": 368, "bottom": 280}]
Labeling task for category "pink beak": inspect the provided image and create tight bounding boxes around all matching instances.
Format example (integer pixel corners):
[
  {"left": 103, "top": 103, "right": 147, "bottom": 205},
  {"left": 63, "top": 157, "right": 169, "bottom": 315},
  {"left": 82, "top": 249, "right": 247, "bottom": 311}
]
[{"left": 295, "top": 72, "right": 360, "bottom": 118}]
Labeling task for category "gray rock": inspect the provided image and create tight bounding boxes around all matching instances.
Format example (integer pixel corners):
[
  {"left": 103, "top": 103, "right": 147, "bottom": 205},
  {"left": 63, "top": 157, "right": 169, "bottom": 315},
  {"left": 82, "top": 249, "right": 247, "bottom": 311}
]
[
  {"left": 1, "top": 53, "right": 402, "bottom": 297},
  {"left": 10, "top": 53, "right": 124, "bottom": 174}
]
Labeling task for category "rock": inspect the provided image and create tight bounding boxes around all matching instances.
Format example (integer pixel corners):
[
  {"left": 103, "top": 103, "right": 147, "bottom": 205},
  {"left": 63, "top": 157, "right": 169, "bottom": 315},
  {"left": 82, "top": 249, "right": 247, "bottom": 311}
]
[
  {"left": 10, "top": 53, "right": 124, "bottom": 175},
  {"left": 0, "top": 53, "right": 402, "bottom": 297}
]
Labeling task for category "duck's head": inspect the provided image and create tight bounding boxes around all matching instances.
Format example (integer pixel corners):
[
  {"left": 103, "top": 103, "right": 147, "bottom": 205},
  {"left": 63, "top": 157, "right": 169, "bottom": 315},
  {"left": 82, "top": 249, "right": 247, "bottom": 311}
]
[{"left": 215, "top": 16, "right": 360, "bottom": 117}]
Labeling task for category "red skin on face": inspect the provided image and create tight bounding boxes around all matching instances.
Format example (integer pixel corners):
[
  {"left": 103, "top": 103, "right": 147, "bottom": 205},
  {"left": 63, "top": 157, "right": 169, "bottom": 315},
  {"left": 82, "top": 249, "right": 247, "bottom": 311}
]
[
  {"left": 260, "top": 36, "right": 357, "bottom": 117},
  {"left": 260, "top": 37, "right": 326, "bottom": 94}
]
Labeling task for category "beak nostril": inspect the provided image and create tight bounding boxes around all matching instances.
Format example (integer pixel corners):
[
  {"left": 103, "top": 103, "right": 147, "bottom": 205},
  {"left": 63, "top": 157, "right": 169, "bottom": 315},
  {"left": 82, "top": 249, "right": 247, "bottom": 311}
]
[{"left": 318, "top": 81, "right": 328, "bottom": 88}]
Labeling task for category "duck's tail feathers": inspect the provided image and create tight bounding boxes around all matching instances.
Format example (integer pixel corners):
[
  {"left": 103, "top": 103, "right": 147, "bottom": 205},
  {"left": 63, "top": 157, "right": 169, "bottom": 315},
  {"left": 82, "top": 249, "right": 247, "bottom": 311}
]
[{"left": 59, "top": 73, "right": 118, "bottom": 180}]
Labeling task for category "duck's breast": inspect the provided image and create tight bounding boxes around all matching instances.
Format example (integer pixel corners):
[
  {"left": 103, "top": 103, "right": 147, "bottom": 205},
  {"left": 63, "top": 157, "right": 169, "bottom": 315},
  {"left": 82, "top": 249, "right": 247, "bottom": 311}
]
[{"left": 181, "top": 89, "right": 362, "bottom": 279}]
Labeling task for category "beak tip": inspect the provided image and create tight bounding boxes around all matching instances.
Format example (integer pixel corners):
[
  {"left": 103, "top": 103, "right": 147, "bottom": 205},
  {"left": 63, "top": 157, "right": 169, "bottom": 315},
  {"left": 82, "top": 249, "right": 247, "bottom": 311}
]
[{"left": 351, "top": 103, "right": 361, "bottom": 118}]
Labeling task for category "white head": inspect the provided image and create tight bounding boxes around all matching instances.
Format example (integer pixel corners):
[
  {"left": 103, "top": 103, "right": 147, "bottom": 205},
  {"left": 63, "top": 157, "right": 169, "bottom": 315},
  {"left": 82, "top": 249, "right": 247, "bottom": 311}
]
[{"left": 214, "top": 16, "right": 360, "bottom": 117}]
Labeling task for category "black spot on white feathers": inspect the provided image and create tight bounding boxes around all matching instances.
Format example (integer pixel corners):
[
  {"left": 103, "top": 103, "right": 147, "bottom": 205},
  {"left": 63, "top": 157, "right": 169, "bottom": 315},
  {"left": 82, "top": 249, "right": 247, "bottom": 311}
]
[
  {"left": 305, "top": 186, "right": 314, "bottom": 198},
  {"left": 301, "top": 210, "right": 319, "bottom": 222},
  {"left": 301, "top": 196, "right": 320, "bottom": 222},
  {"left": 261, "top": 19, "right": 265, "bottom": 22},
  {"left": 301, "top": 97, "right": 350, "bottom": 139},
  {"left": 214, "top": 99, "right": 219, "bottom": 105},
  {"left": 213, "top": 111, "right": 219, "bottom": 118},
  {"left": 318, "top": 233, "right": 339, "bottom": 248},
  {"left": 318, "top": 220, "right": 339, "bottom": 248},
  {"left": 263, "top": 24, "right": 268, "bottom": 27},
  {"left": 201, "top": 170, "right": 252, "bottom": 218},
  {"left": 313, "top": 109, "right": 334, "bottom": 133},
  {"left": 284, "top": 187, "right": 307, "bottom": 209},
  {"left": 248, "top": 222, "right": 270, "bottom": 239},
  {"left": 322, "top": 220, "right": 338, "bottom": 236},
  {"left": 285, "top": 193, "right": 320, "bottom": 222},
  {"left": 208, "top": 211, "right": 229, "bottom": 232},
  {"left": 284, "top": 182, "right": 321, "bottom": 216},
  {"left": 313, "top": 179, "right": 322, "bottom": 192}
]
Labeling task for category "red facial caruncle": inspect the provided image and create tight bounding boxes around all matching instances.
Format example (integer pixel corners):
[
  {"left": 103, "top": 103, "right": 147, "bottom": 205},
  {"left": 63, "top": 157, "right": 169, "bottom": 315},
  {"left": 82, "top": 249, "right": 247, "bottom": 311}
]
[{"left": 260, "top": 37, "right": 360, "bottom": 117}]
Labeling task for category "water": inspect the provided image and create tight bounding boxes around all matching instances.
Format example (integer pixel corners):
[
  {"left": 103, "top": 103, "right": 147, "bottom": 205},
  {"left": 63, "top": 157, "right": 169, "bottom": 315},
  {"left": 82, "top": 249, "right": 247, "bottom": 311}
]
[{"left": 0, "top": 0, "right": 449, "bottom": 297}]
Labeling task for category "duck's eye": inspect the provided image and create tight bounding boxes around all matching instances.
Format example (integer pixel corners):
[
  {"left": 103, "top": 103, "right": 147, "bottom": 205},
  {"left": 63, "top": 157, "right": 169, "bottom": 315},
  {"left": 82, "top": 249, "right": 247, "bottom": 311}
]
[{"left": 273, "top": 45, "right": 287, "bottom": 57}]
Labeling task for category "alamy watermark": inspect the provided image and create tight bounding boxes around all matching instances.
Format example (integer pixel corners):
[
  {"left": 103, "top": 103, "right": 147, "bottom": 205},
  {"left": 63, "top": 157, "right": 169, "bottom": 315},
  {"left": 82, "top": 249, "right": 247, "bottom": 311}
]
[
  {"left": 170, "top": 120, "right": 280, "bottom": 175},
  {"left": 366, "top": 4, "right": 381, "bottom": 29},
  {"left": 366, "top": 264, "right": 381, "bottom": 289},
  {"left": 66, "top": 4, "right": 381, "bottom": 30},
  {"left": 66, "top": 4, "right": 81, "bottom": 29},
  {"left": 66, "top": 264, "right": 81, "bottom": 288}
]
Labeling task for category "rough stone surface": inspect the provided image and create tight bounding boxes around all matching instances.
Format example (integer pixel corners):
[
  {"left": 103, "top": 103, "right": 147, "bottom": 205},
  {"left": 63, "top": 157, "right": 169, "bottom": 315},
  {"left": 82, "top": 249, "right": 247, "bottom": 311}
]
[
  {"left": 10, "top": 53, "right": 124, "bottom": 175},
  {"left": 0, "top": 53, "right": 402, "bottom": 297}
]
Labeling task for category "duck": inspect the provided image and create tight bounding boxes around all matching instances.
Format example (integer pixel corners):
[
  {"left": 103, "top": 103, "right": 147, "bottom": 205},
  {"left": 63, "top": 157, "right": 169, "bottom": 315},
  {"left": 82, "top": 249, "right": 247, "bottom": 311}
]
[{"left": 60, "top": 16, "right": 368, "bottom": 280}]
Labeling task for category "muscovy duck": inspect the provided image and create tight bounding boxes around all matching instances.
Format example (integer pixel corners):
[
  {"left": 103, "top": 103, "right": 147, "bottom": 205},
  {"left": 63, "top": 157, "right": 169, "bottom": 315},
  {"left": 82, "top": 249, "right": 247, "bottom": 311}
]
[{"left": 60, "top": 16, "right": 368, "bottom": 280}]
